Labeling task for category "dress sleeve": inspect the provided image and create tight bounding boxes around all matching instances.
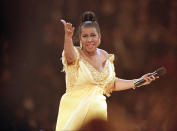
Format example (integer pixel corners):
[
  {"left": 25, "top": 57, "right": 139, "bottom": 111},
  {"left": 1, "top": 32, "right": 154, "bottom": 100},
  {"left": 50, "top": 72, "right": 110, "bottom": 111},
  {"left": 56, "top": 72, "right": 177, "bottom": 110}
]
[
  {"left": 61, "top": 46, "right": 80, "bottom": 72},
  {"left": 104, "top": 54, "right": 116, "bottom": 97}
]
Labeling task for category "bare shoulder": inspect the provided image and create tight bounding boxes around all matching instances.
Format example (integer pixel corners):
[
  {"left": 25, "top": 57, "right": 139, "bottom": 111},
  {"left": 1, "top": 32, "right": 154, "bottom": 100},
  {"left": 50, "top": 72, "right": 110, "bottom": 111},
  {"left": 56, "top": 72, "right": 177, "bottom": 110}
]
[{"left": 98, "top": 48, "right": 109, "bottom": 58}]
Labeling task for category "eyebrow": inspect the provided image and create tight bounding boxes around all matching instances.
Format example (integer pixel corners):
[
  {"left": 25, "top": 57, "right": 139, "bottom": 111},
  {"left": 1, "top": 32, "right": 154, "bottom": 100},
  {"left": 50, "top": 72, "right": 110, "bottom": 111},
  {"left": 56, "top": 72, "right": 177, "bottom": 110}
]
[
  {"left": 82, "top": 33, "right": 96, "bottom": 35},
  {"left": 81, "top": 34, "right": 88, "bottom": 36}
]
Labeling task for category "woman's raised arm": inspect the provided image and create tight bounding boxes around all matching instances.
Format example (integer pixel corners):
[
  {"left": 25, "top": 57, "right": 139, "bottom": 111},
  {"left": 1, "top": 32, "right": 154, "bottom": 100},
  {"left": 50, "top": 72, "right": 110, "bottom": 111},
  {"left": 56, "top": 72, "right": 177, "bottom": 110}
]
[{"left": 61, "top": 19, "right": 76, "bottom": 64}]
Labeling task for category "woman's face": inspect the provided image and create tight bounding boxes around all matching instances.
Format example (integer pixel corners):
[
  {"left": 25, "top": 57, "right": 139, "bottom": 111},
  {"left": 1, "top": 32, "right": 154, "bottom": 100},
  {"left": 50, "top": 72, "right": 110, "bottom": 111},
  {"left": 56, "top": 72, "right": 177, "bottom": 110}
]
[{"left": 80, "top": 27, "right": 100, "bottom": 53}]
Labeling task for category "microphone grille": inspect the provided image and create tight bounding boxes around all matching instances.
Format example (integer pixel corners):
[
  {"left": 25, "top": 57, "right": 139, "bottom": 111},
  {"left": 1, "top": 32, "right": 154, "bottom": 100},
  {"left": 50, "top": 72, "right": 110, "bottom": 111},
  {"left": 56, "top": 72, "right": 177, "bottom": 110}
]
[{"left": 156, "top": 66, "right": 167, "bottom": 76}]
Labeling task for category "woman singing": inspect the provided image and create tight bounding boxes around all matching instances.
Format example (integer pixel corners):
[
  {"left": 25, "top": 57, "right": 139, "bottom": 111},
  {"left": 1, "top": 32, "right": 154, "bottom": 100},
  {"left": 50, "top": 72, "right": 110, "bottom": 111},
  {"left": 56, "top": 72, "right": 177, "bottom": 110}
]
[{"left": 55, "top": 11, "right": 156, "bottom": 131}]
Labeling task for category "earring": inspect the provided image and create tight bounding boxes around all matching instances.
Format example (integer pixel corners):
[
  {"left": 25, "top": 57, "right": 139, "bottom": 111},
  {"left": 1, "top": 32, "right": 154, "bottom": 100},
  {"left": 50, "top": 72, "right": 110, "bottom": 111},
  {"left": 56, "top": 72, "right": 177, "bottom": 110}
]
[
  {"left": 98, "top": 39, "right": 101, "bottom": 46},
  {"left": 80, "top": 41, "right": 82, "bottom": 48}
]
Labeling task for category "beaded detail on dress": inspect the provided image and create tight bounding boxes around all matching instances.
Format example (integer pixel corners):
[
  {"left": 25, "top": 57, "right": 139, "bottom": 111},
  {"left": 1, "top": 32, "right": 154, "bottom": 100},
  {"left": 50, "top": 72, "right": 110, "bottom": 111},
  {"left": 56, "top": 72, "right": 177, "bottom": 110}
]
[
  {"left": 80, "top": 58, "right": 109, "bottom": 83},
  {"left": 61, "top": 46, "right": 116, "bottom": 97},
  {"left": 79, "top": 54, "right": 116, "bottom": 97}
]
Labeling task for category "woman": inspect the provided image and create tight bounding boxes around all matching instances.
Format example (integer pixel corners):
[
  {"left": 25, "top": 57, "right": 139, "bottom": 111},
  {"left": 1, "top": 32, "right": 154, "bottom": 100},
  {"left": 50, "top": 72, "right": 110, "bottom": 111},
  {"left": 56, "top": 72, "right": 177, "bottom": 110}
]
[{"left": 56, "top": 11, "right": 156, "bottom": 131}]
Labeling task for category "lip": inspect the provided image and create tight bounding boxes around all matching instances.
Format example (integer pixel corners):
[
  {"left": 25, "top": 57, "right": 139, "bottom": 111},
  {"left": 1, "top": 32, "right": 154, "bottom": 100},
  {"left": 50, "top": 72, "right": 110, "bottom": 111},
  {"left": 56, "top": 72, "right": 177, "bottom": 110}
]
[{"left": 86, "top": 44, "right": 95, "bottom": 49}]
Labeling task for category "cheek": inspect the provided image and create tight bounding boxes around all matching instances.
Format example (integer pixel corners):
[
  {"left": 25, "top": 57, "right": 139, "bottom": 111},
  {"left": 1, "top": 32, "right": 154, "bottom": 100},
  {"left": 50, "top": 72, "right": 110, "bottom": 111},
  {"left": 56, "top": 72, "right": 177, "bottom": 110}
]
[
  {"left": 94, "top": 37, "right": 100, "bottom": 42},
  {"left": 80, "top": 39, "right": 87, "bottom": 47},
  {"left": 80, "top": 38, "right": 86, "bottom": 43}
]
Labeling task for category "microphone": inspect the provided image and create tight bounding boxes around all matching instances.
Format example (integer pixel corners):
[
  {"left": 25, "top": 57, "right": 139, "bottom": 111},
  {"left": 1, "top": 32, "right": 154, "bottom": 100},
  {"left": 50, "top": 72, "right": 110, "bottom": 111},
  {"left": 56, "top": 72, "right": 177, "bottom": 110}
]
[{"left": 134, "top": 66, "right": 167, "bottom": 87}]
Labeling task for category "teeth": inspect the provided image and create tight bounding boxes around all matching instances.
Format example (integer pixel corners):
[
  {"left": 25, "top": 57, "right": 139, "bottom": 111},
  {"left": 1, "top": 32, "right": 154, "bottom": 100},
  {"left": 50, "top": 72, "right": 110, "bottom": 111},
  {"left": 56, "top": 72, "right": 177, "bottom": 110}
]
[{"left": 87, "top": 44, "right": 94, "bottom": 48}]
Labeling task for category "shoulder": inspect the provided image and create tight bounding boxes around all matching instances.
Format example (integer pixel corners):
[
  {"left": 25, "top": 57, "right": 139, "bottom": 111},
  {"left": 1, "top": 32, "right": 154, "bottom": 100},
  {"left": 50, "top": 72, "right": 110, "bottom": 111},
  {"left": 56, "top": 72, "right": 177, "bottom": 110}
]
[
  {"left": 98, "top": 48, "right": 109, "bottom": 59},
  {"left": 98, "top": 48, "right": 115, "bottom": 62}
]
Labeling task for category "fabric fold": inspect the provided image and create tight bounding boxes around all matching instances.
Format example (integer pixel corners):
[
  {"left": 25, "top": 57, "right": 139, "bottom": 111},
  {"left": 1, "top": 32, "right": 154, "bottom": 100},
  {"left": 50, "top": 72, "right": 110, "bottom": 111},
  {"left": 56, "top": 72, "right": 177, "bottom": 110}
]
[{"left": 56, "top": 46, "right": 116, "bottom": 130}]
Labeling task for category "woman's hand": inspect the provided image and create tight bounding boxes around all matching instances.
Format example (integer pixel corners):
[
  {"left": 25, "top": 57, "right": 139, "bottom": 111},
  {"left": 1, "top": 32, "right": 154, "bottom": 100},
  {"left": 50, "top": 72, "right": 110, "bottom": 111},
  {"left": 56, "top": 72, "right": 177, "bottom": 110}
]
[
  {"left": 61, "top": 19, "right": 75, "bottom": 38},
  {"left": 60, "top": 19, "right": 76, "bottom": 64},
  {"left": 137, "top": 73, "right": 159, "bottom": 87}
]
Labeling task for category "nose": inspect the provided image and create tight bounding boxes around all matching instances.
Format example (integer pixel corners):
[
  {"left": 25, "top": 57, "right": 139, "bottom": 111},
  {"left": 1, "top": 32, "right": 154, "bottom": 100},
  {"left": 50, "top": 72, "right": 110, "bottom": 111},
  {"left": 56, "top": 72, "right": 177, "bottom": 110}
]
[{"left": 88, "top": 37, "right": 92, "bottom": 42}]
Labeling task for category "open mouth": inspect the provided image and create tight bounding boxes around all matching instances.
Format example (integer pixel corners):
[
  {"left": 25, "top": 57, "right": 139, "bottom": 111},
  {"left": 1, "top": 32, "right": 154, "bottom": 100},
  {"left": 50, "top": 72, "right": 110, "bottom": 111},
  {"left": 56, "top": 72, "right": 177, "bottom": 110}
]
[{"left": 87, "top": 44, "right": 95, "bottom": 49}]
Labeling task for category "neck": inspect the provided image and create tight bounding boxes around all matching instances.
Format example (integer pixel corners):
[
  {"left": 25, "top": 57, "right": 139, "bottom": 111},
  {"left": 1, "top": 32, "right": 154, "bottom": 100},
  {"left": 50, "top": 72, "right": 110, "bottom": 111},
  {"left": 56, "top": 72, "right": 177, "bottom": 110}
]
[{"left": 82, "top": 48, "right": 97, "bottom": 57}]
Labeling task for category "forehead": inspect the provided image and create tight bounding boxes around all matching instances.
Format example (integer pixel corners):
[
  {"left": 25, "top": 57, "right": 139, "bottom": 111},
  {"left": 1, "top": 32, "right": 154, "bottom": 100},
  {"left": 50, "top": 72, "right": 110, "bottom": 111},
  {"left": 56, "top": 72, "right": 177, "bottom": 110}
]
[{"left": 81, "top": 27, "right": 98, "bottom": 34}]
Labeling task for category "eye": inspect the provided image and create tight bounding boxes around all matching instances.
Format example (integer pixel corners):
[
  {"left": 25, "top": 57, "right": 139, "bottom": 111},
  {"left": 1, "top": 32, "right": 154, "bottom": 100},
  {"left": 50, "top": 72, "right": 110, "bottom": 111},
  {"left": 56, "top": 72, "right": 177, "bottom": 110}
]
[
  {"left": 82, "top": 35, "right": 88, "bottom": 38},
  {"left": 91, "top": 34, "right": 96, "bottom": 37}
]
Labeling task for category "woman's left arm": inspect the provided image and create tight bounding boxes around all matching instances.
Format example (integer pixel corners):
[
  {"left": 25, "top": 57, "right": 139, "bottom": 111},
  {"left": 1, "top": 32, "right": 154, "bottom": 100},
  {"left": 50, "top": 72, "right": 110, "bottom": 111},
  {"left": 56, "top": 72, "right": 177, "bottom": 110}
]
[{"left": 112, "top": 73, "right": 157, "bottom": 91}]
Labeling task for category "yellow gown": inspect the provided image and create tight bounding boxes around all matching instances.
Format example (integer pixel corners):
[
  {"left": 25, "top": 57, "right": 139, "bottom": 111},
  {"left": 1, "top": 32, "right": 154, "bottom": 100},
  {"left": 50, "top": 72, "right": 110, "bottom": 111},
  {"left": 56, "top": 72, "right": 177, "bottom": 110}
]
[{"left": 55, "top": 47, "right": 116, "bottom": 131}]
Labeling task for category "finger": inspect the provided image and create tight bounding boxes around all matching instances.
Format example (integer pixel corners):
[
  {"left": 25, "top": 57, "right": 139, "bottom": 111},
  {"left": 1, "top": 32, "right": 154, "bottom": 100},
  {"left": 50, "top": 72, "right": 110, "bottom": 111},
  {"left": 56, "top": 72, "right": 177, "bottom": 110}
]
[
  {"left": 65, "top": 23, "right": 71, "bottom": 29},
  {"left": 66, "top": 25, "right": 74, "bottom": 32},
  {"left": 68, "top": 23, "right": 72, "bottom": 27},
  {"left": 147, "top": 73, "right": 152, "bottom": 77},
  {"left": 146, "top": 77, "right": 152, "bottom": 82},
  {"left": 151, "top": 75, "right": 156, "bottom": 80},
  {"left": 146, "top": 73, "right": 155, "bottom": 82},
  {"left": 146, "top": 78, "right": 151, "bottom": 83},
  {"left": 68, "top": 29, "right": 72, "bottom": 32},
  {"left": 67, "top": 23, "right": 73, "bottom": 30},
  {"left": 144, "top": 77, "right": 149, "bottom": 82},
  {"left": 64, "top": 24, "right": 71, "bottom": 32},
  {"left": 60, "top": 19, "right": 66, "bottom": 26},
  {"left": 148, "top": 75, "right": 155, "bottom": 80},
  {"left": 66, "top": 28, "right": 71, "bottom": 32}
]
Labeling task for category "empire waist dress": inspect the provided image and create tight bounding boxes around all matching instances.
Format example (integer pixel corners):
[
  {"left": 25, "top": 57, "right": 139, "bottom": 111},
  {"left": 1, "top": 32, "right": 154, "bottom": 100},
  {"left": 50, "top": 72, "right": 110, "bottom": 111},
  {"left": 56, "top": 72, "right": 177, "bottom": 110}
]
[{"left": 55, "top": 47, "right": 116, "bottom": 131}]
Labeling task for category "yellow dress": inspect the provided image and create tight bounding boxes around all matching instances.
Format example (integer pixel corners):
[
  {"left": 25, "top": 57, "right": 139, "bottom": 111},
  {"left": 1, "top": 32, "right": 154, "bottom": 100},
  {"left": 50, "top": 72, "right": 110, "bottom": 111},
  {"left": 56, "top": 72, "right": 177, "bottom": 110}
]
[{"left": 56, "top": 47, "right": 116, "bottom": 131}]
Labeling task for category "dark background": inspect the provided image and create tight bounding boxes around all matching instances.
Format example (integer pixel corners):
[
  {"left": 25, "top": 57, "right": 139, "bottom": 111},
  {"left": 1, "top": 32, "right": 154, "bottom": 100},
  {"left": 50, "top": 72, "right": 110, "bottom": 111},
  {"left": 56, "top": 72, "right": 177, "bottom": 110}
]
[{"left": 1, "top": 0, "right": 177, "bottom": 130}]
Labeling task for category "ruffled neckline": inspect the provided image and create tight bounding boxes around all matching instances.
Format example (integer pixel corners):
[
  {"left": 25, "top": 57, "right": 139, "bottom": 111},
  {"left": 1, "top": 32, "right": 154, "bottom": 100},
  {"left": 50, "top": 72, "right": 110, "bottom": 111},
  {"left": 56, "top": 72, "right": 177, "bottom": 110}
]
[{"left": 80, "top": 58, "right": 109, "bottom": 73}]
